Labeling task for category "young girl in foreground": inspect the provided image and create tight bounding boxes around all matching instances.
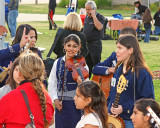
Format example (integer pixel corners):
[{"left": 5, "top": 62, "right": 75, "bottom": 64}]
[
  {"left": 74, "top": 80, "right": 108, "bottom": 128},
  {"left": 131, "top": 98, "right": 160, "bottom": 128}
]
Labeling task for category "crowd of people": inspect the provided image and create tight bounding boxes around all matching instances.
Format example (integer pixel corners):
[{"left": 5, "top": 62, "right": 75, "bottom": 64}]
[
  {"left": 0, "top": 0, "right": 160, "bottom": 128},
  {"left": 132, "top": 1, "right": 160, "bottom": 43}
]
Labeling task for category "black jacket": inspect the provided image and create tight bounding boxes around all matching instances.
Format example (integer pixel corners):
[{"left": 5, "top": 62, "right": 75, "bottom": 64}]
[
  {"left": 154, "top": 11, "right": 160, "bottom": 26},
  {"left": 137, "top": 4, "right": 147, "bottom": 15},
  {"left": 53, "top": 28, "right": 88, "bottom": 58}
]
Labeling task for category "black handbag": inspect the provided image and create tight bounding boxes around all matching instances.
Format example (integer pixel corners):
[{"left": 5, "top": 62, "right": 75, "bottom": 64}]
[
  {"left": 20, "top": 90, "right": 36, "bottom": 128},
  {"left": 44, "top": 27, "right": 63, "bottom": 77}
]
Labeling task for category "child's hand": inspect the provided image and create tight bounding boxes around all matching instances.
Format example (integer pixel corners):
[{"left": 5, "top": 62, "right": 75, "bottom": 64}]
[
  {"left": 77, "top": 76, "right": 82, "bottom": 84},
  {"left": 20, "top": 27, "right": 30, "bottom": 48},
  {"left": 110, "top": 104, "right": 123, "bottom": 117},
  {"left": 54, "top": 99, "right": 63, "bottom": 111},
  {"left": 7, "top": 61, "right": 13, "bottom": 74},
  {"left": 108, "top": 67, "right": 115, "bottom": 74}
]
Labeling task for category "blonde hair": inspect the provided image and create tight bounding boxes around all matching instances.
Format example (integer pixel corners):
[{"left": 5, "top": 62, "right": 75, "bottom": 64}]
[
  {"left": 63, "top": 12, "right": 82, "bottom": 31},
  {"left": 19, "top": 53, "right": 49, "bottom": 127}
]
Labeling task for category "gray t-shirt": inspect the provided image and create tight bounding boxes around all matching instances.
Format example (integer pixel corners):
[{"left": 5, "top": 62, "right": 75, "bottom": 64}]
[{"left": 0, "top": 84, "right": 11, "bottom": 99}]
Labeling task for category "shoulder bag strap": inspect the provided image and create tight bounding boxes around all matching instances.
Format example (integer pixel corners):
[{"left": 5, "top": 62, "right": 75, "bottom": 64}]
[
  {"left": 47, "top": 27, "right": 64, "bottom": 58},
  {"left": 20, "top": 90, "right": 35, "bottom": 126}
]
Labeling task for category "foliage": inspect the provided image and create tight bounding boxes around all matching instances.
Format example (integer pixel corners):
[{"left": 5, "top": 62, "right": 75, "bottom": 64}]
[
  {"left": 150, "top": 2, "right": 159, "bottom": 12},
  {"left": 58, "top": 0, "right": 87, "bottom": 8},
  {"left": 58, "top": 0, "right": 111, "bottom": 9},
  {"left": 77, "top": 0, "right": 87, "bottom": 8},
  {"left": 57, "top": 0, "right": 68, "bottom": 8},
  {"left": 94, "top": 0, "right": 112, "bottom": 7}
]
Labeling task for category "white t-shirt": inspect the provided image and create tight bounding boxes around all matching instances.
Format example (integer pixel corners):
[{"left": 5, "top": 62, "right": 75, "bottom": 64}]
[{"left": 76, "top": 113, "right": 103, "bottom": 128}]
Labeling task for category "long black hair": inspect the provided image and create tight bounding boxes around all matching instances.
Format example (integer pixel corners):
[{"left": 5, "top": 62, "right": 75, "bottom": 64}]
[
  {"left": 64, "top": 34, "right": 81, "bottom": 46},
  {"left": 12, "top": 24, "right": 31, "bottom": 45},
  {"left": 78, "top": 80, "right": 108, "bottom": 128}
]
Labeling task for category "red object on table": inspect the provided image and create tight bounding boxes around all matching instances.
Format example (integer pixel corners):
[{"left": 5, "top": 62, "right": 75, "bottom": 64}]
[
  {"left": 109, "top": 19, "right": 139, "bottom": 30},
  {"left": 80, "top": 15, "right": 86, "bottom": 26}
]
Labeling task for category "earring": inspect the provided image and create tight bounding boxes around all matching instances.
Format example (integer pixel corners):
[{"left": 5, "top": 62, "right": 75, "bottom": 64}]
[
  {"left": 77, "top": 50, "right": 81, "bottom": 55},
  {"left": 63, "top": 48, "right": 66, "bottom": 53}
]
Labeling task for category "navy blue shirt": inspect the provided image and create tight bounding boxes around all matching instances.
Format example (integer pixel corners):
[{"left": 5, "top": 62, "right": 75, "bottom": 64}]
[
  {"left": 0, "top": 44, "right": 21, "bottom": 67},
  {"left": 0, "top": 44, "right": 21, "bottom": 87},
  {"left": 92, "top": 52, "right": 117, "bottom": 75},
  {"left": 107, "top": 64, "right": 155, "bottom": 121}
]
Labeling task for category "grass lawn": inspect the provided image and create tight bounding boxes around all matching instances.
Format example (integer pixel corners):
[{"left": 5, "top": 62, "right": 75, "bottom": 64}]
[
  {"left": 5, "top": 5, "right": 160, "bottom": 103},
  {"left": 19, "top": 4, "right": 156, "bottom": 17}
]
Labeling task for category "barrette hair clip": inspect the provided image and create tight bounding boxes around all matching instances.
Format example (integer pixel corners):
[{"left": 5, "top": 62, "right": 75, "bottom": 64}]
[
  {"left": 154, "top": 123, "right": 159, "bottom": 128},
  {"left": 147, "top": 113, "right": 151, "bottom": 117},
  {"left": 146, "top": 106, "right": 160, "bottom": 128},
  {"left": 150, "top": 118, "right": 155, "bottom": 124}
]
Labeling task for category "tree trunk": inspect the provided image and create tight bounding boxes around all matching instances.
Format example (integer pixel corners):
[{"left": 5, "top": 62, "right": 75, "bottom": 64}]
[
  {"left": 35, "top": 0, "right": 38, "bottom": 4},
  {"left": 159, "top": 0, "right": 160, "bottom": 7}
]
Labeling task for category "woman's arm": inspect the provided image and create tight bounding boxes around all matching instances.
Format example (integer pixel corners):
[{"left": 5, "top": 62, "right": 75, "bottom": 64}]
[
  {"left": 92, "top": 52, "right": 116, "bottom": 75},
  {"left": 48, "top": 59, "right": 58, "bottom": 102}
]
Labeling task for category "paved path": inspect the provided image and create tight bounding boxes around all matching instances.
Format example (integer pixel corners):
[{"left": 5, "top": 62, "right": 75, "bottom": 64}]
[
  {"left": 17, "top": 13, "right": 66, "bottom": 22},
  {"left": 17, "top": 13, "right": 119, "bottom": 22},
  {"left": 19, "top": 0, "right": 61, "bottom": 4}
]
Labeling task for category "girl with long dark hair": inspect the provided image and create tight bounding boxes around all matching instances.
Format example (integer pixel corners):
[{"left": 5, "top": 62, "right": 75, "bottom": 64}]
[
  {"left": 108, "top": 35, "right": 155, "bottom": 128},
  {"left": 131, "top": 98, "right": 160, "bottom": 128},
  {"left": 74, "top": 80, "right": 108, "bottom": 128}
]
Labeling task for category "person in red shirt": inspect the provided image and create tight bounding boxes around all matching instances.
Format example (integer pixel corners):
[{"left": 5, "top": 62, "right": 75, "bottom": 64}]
[{"left": 0, "top": 53, "right": 54, "bottom": 128}]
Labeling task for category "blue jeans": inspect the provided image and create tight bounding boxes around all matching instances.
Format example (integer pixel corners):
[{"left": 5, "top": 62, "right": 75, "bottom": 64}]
[
  {"left": 154, "top": 26, "right": 160, "bottom": 35},
  {"left": 131, "top": 14, "right": 142, "bottom": 20},
  {"left": 5, "top": 14, "right": 11, "bottom": 33},
  {"left": 124, "top": 120, "right": 134, "bottom": 128},
  {"left": 8, "top": 10, "right": 18, "bottom": 37},
  {"left": 144, "top": 27, "right": 151, "bottom": 43}
]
